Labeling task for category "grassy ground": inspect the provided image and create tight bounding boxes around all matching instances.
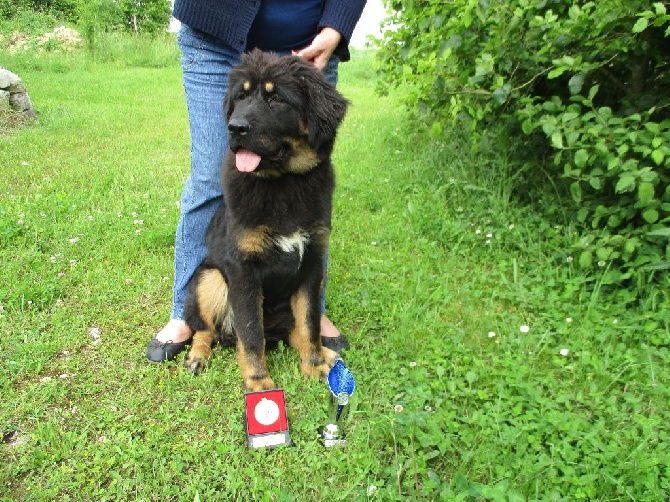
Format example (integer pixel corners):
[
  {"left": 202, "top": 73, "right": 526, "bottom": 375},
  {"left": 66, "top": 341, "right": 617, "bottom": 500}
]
[{"left": 1, "top": 37, "right": 669, "bottom": 501}]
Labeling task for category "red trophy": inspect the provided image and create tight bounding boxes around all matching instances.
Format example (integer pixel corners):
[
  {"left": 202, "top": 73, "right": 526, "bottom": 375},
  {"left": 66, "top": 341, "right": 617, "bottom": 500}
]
[{"left": 244, "top": 389, "right": 291, "bottom": 448}]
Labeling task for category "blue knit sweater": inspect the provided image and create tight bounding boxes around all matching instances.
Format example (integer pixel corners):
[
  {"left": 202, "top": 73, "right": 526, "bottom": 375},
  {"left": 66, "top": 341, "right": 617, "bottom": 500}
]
[{"left": 172, "top": 0, "right": 367, "bottom": 61}]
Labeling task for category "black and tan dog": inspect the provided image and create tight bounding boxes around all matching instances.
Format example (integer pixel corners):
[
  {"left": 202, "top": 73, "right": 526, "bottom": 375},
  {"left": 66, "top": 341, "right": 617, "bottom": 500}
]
[{"left": 182, "top": 50, "right": 349, "bottom": 392}]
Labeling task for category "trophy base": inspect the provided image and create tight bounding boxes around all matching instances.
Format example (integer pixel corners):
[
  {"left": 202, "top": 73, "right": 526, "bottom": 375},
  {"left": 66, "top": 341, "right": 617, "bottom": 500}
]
[
  {"left": 245, "top": 425, "right": 291, "bottom": 449},
  {"left": 318, "top": 423, "right": 346, "bottom": 447}
]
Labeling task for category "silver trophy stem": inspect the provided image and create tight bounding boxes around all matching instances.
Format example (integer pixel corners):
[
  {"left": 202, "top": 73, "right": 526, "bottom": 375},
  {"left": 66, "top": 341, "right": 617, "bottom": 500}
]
[{"left": 319, "top": 391, "right": 349, "bottom": 447}]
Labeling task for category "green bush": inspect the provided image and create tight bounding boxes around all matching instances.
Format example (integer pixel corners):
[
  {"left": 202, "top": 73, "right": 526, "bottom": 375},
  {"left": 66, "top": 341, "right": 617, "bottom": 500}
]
[{"left": 377, "top": 0, "right": 670, "bottom": 306}]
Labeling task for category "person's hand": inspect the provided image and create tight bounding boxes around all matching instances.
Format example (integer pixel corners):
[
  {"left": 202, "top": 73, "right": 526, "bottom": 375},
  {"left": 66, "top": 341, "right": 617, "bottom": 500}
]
[{"left": 294, "top": 27, "right": 342, "bottom": 70}]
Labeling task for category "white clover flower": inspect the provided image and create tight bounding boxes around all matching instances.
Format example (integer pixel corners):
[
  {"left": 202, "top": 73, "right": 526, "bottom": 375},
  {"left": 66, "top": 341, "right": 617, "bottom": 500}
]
[
  {"left": 424, "top": 405, "right": 432, "bottom": 412},
  {"left": 409, "top": 361, "right": 417, "bottom": 367},
  {"left": 486, "top": 233, "right": 493, "bottom": 238},
  {"left": 367, "top": 485, "right": 377, "bottom": 496},
  {"left": 566, "top": 256, "right": 573, "bottom": 263},
  {"left": 566, "top": 317, "right": 573, "bottom": 323},
  {"left": 488, "top": 331, "right": 496, "bottom": 338},
  {"left": 598, "top": 260, "right": 606, "bottom": 267},
  {"left": 394, "top": 404, "right": 404, "bottom": 412},
  {"left": 520, "top": 325, "right": 530, "bottom": 333},
  {"left": 560, "top": 348, "right": 570, "bottom": 357}
]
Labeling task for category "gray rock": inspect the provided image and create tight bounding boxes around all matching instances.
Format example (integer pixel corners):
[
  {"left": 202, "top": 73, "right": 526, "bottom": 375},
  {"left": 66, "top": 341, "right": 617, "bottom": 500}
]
[{"left": 0, "top": 67, "right": 37, "bottom": 119}]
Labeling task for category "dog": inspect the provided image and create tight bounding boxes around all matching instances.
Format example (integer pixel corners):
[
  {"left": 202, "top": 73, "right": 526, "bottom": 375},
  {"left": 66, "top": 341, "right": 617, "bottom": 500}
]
[{"left": 182, "top": 49, "right": 349, "bottom": 392}]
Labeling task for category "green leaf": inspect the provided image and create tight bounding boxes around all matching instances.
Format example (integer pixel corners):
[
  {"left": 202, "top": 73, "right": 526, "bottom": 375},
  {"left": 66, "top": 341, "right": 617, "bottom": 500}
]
[
  {"left": 651, "top": 149, "right": 664, "bottom": 165},
  {"left": 638, "top": 182, "right": 655, "bottom": 204},
  {"left": 570, "top": 181, "right": 582, "bottom": 202},
  {"left": 615, "top": 174, "right": 636, "bottom": 193},
  {"left": 589, "top": 177, "right": 602, "bottom": 190},
  {"left": 492, "top": 84, "right": 511, "bottom": 106},
  {"left": 596, "top": 247, "right": 613, "bottom": 260},
  {"left": 574, "top": 149, "right": 589, "bottom": 168},
  {"left": 647, "top": 228, "right": 670, "bottom": 237},
  {"left": 642, "top": 208, "right": 659, "bottom": 223},
  {"left": 551, "top": 131, "right": 564, "bottom": 149},
  {"left": 632, "top": 18, "right": 649, "bottom": 33},
  {"left": 579, "top": 251, "right": 593, "bottom": 268},
  {"left": 568, "top": 73, "right": 585, "bottom": 95},
  {"left": 548, "top": 67, "right": 566, "bottom": 79}
]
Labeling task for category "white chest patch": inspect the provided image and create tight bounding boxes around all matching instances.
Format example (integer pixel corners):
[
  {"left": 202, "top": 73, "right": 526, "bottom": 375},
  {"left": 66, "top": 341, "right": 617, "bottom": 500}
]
[{"left": 273, "top": 230, "right": 310, "bottom": 261}]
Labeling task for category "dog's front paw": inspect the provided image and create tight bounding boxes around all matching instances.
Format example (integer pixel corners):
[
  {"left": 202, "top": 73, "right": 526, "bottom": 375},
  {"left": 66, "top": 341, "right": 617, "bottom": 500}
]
[
  {"left": 184, "top": 344, "right": 213, "bottom": 375},
  {"left": 244, "top": 375, "right": 276, "bottom": 392},
  {"left": 184, "top": 354, "right": 207, "bottom": 375},
  {"left": 300, "top": 346, "right": 340, "bottom": 381}
]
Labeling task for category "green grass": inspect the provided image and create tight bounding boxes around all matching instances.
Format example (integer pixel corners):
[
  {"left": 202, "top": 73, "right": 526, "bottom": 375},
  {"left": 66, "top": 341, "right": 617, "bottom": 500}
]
[{"left": 1, "top": 36, "right": 669, "bottom": 501}]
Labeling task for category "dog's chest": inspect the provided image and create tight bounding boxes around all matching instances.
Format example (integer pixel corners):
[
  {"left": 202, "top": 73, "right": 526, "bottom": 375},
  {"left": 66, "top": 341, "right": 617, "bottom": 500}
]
[
  {"left": 236, "top": 226, "right": 311, "bottom": 267},
  {"left": 273, "top": 230, "right": 309, "bottom": 262}
]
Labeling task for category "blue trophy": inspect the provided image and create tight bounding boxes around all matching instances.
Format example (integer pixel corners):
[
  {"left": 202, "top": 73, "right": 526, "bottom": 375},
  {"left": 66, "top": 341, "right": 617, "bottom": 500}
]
[{"left": 319, "top": 360, "right": 356, "bottom": 446}]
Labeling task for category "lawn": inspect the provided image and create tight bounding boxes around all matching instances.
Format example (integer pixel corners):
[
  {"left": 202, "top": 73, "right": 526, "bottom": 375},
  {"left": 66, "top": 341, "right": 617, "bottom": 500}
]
[{"left": 1, "top": 38, "right": 668, "bottom": 501}]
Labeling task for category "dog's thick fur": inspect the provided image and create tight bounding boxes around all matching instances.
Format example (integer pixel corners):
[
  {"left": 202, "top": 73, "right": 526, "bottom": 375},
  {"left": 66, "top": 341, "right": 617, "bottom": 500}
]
[{"left": 182, "top": 50, "right": 348, "bottom": 391}]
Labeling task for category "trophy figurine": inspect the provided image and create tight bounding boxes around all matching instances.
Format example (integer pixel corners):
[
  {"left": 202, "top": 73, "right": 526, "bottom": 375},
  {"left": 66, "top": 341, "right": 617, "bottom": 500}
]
[{"left": 319, "top": 360, "right": 356, "bottom": 447}]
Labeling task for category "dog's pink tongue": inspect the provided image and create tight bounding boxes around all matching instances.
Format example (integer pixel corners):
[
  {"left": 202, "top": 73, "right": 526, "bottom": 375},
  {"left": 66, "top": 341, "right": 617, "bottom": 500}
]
[{"left": 236, "top": 149, "right": 262, "bottom": 172}]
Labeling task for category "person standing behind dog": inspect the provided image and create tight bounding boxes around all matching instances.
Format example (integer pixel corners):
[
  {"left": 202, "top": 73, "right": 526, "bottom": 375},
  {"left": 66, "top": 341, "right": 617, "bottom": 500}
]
[{"left": 146, "top": 0, "right": 367, "bottom": 362}]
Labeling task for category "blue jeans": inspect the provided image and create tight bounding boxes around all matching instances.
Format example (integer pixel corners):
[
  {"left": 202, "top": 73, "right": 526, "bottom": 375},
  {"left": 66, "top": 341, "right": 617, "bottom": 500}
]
[{"left": 172, "top": 24, "right": 339, "bottom": 321}]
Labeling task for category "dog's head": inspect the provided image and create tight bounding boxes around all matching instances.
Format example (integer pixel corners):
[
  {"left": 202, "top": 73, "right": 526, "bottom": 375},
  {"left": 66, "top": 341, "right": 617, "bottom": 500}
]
[{"left": 224, "top": 49, "right": 348, "bottom": 175}]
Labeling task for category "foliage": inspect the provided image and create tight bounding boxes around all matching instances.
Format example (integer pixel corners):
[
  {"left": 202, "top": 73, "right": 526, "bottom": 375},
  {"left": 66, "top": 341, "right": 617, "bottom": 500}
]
[
  {"left": 376, "top": 0, "right": 670, "bottom": 305},
  {"left": 0, "top": 0, "right": 81, "bottom": 23},
  {"left": 0, "top": 0, "right": 171, "bottom": 36}
]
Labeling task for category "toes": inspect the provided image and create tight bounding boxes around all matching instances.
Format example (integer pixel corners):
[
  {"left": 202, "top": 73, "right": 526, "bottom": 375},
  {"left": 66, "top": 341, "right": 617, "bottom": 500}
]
[
  {"left": 184, "top": 355, "right": 207, "bottom": 375},
  {"left": 244, "top": 376, "right": 276, "bottom": 392},
  {"left": 300, "top": 346, "right": 340, "bottom": 380}
]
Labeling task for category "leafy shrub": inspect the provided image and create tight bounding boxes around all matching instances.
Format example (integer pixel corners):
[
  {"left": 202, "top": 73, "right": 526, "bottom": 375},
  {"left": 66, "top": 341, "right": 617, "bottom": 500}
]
[
  {"left": 376, "top": 0, "right": 670, "bottom": 306},
  {"left": 80, "top": 0, "right": 171, "bottom": 40}
]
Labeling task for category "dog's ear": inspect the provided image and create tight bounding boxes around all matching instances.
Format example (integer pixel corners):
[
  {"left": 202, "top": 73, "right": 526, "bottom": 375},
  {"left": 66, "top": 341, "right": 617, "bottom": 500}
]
[{"left": 289, "top": 58, "right": 349, "bottom": 150}]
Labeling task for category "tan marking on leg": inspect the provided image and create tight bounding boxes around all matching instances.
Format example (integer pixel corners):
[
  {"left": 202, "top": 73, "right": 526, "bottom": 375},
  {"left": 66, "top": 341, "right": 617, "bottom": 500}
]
[
  {"left": 184, "top": 330, "right": 216, "bottom": 374},
  {"left": 288, "top": 289, "right": 336, "bottom": 380},
  {"left": 264, "top": 81, "right": 274, "bottom": 93},
  {"left": 237, "top": 225, "right": 272, "bottom": 255},
  {"left": 237, "top": 339, "right": 275, "bottom": 391},
  {"left": 184, "top": 269, "right": 229, "bottom": 374}
]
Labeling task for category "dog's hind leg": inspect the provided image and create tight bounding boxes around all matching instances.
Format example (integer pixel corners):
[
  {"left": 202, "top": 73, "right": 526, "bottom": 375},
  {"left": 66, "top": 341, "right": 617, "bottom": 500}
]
[
  {"left": 184, "top": 268, "right": 231, "bottom": 375},
  {"left": 289, "top": 288, "right": 339, "bottom": 381}
]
